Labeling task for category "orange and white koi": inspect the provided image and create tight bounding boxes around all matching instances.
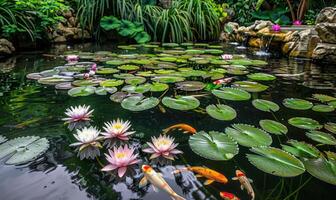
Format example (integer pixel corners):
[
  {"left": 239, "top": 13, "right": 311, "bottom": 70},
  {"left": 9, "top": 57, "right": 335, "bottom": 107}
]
[
  {"left": 140, "top": 165, "right": 185, "bottom": 200},
  {"left": 173, "top": 166, "right": 228, "bottom": 185},
  {"left": 220, "top": 192, "right": 240, "bottom": 200},
  {"left": 213, "top": 77, "right": 233, "bottom": 85},
  {"left": 162, "top": 124, "right": 196, "bottom": 135},
  {"left": 232, "top": 170, "right": 255, "bottom": 200}
]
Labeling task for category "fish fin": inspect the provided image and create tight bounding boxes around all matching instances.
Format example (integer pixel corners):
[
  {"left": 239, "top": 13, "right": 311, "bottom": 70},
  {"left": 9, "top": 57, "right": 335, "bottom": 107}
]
[
  {"left": 183, "top": 131, "right": 189, "bottom": 134},
  {"left": 152, "top": 185, "right": 159, "bottom": 192},
  {"left": 248, "top": 178, "right": 253, "bottom": 183},
  {"left": 178, "top": 128, "right": 182, "bottom": 131},
  {"left": 195, "top": 174, "right": 203, "bottom": 178},
  {"left": 162, "top": 128, "right": 170, "bottom": 134},
  {"left": 240, "top": 185, "right": 244, "bottom": 190},
  {"left": 171, "top": 194, "right": 186, "bottom": 200},
  {"left": 203, "top": 179, "right": 215, "bottom": 185},
  {"left": 158, "top": 173, "right": 164, "bottom": 177},
  {"left": 139, "top": 177, "right": 148, "bottom": 188},
  {"left": 232, "top": 177, "right": 238, "bottom": 181}
]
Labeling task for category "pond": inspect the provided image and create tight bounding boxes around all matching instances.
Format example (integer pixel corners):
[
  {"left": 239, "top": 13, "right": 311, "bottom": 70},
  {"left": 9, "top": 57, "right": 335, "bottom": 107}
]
[{"left": 0, "top": 43, "right": 335, "bottom": 200}]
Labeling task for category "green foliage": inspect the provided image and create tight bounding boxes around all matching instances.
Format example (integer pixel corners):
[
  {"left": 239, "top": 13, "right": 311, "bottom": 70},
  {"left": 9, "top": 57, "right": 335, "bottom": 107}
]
[{"left": 251, "top": 7, "right": 290, "bottom": 25}]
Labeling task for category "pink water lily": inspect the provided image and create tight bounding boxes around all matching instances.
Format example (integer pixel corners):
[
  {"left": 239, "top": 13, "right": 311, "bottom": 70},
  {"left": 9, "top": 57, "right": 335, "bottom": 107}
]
[
  {"left": 221, "top": 54, "right": 233, "bottom": 60},
  {"left": 63, "top": 105, "right": 93, "bottom": 124},
  {"left": 272, "top": 24, "right": 281, "bottom": 32},
  {"left": 65, "top": 55, "right": 79, "bottom": 63},
  {"left": 143, "top": 135, "right": 183, "bottom": 160},
  {"left": 293, "top": 20, "right": 302, "bottom": 25},
  {"left": 102, "top": 145, "right": 140, "bottom": 177}
]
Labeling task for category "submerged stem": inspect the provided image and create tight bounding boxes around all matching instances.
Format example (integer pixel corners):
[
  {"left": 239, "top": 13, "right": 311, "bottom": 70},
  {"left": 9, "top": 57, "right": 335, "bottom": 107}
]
[
  {"left": 96, "top": 156, "right": 104, "bottom": 168},
  {"left": 283, "top": 177, "right": 312, "bottom": 200}
]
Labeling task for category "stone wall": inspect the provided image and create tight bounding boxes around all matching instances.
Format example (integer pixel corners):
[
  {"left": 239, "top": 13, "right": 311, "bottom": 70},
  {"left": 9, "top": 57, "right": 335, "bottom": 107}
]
[{"left": 0, "top": 39, "right": 15, "bottom": 58}]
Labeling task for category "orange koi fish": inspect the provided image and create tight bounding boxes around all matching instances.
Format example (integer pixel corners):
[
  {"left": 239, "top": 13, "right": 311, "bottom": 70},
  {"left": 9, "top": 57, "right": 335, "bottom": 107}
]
[
  {"left": 162, "top": 124, "right": 196, "bottom": 135},
  {"left": 173, "top": 166, "right": 228, "bottom": 185},
  {"left": 232, "top": 170, "right": 255, "bottom": 200},
  {"left": 213, "top": 77, "right": 233, "bottom": 85},
  {"left": 140, "top": 165, "right": 185, "bottom": 200},
  {"left": 220, "top": 192, "right": 240, "bottom": 200}
]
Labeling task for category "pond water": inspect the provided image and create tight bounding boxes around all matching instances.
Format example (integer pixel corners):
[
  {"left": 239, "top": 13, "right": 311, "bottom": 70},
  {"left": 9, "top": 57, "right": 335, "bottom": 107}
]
[{"left": 0, "top": 43, "right": 336, "bottom": 200}]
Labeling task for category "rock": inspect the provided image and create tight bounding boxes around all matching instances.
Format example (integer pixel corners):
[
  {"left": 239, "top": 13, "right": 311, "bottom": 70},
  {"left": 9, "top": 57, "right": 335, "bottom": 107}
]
[
  {"left": 68, "top": 17, "right": 77, "bottom": 27},
  {"left": 54, "top": 36, "right": 67, "bottom": 43},
  {"left": 316, "top": 7, "right": 336, "bottom": 24},
  {"left": 312, "top": 43, "right": 336, "bottom": 63},
  {"left": 288, "top": 28, "right": 321, "bottom": 58},
  {"left": 220, "top": 22, "right": 240, "bottom": 42},
  {"left": 63, "top": 10, "right": 73, "bottom": 19},
  {"left": 315, "top": 23, "right": 336, "bottom": 44},
  {"left": 225, "top": 22, "right": 239, "bottom": 33},
  {"left": 247, "top": 20, "right": 273, "bottom": 31},
  {"left": 248, "top": 38, "right": 261, "bottom": 48},
  {"left": 282, "top": 41, "right": 296, "bottom": 54},
  {"left": 0, "top": 38, "right": 15, "bottom": 55},
  {"left": 283, "top": 31, "right": 297, "bottom": 42}
]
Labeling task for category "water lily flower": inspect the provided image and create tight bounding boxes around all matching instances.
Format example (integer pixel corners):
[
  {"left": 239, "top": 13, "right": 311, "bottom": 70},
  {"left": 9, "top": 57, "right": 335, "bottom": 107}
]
[
  {"left": 221, "top": 54, "right": 233, "bottom": 60},
  {"left": 272, "top": 24, "right": 281, "bottom": 32},
  {"left": 293, "top": 20, "right": 302, "bottom": 25},
  {"left": 102, "top": 145, "right": 140, "bottom": 177},
  {"left": 65, "top": 55, "right": 79, "bottom": 63},
  {"left": 63, "top": 105, "right": 94, "bottom": 130},
  {"left": 70, "top": 126, "right": 103, "bottom": 159},
  {"left": 143, "top": 135, "right": 182, "bottom": 160},
  {"left": 101, "top": 119, "right": 135, "bottom": 147},
  {"left": 91, "top": 63, "right": 97, "bottom": 72}
]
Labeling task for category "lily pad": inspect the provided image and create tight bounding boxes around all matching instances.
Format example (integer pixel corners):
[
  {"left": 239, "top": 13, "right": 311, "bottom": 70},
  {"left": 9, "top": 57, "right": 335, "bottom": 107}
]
[
  {"left": 55, "top": 82, "right": 74, "bottom": 90},
  {"left": 118, "top": 65, "right": 140, "bottom": 71},
  {"left": 328, "top": 101, "right": 336, "bottom": 108},
  {"left": 175, "top": 81, "right": 205, "bottom": 92},
  {"left": 212, "top": 87, "right": 251, "bottom": 101},
  {"left": 0, "top": 136, "right": 49, "bottom": 165},
  {"left": 281, "top": 140, "right": 320, "bottom": 158},
  {"left": 312, "top": 104, "right": 335, "bottom": 112},
  {"left": 283, "top": 98, "right": 313, "bottom": 110},
  {"left": 247, "top": 73, "right": 276, "bottom": 81},
  {"left": 185, "top": 49, "right": 205, "bottom": 55},
  {"left": 68, "top": 86, "right": 96, "bottom": 97},
  {"left": 162, "top": 96, "right": 200, "bottom": 110},
  {"left": 259, "top": 120, "right": 288, "bottom": 135},
  {"left": 121, "top": 96, "right": 159, "bottom": 111},
  {"left": 151, "top": 76, "right": 185, "bottom": 83},
  {"left": 189, "top": 131, "right": 238, "bottom": 161},
  {"left": 228, "top": 59, "right": 253, "bottom": 66},
  {"left": 313, "top": 94, "right": 336, "bottom": 103},
  {"left": 302, "top": 155, "right": 336, "bottom": 185},
  {"left": 225, "top": 124, "right": 272, "bottom": 147},
  {"left": 122, "top": 84, "right": 152, "bottom": 93},
  {"left": 95, "top": 87, "right": 117, "bottom": 95},
  {"left": 325, "top": 122, "right": 336, "bottom": 134},
  {"left": 125, "top": 76, "right": 146, "bottom": 85},
  {"left": 113, "top": 73, "right": 134, "bottom": 79},
  {"left": 210, "top": 59, "right": 228, "bottom": 65},
  {"left": 100, "top": 79, "right": 124, "bottom": 87},
  {"left": 106, "top": 60, "right": 127, "bottom": 65},
  {"left": 96, "top": 68, "right": 120, "bottom": 75},
  {"left": 306, "top": 131, "right": 336, "bottom": 145},
  {"left": 233, "top": 81, "right": 269, "bottom": 92},
  {"left": 226, "top": 68, "right": 249, "bottom": 75},
  {"left": 38, "top": 76, "right": 73, "bottom": 85},
  {"left": 252, "top": 99, "right": 280, "bottom": 112},
  {"left": 206, "top": 104, "right": 237, "bottom": 121},
  {"left": 162, "top": 43, "right": 179, "bottom": 47},
  {"left": 0, "top": 135, "right": 7, "bottom": 143},
  {"left": 288, "top": 117, "right": 322, "bottom": 130},
  {"left": 204, "top": 49, "right": 224, "bottom": 55},
  {"left": 72, "top": 79, "right": 99, "bottom": 87},
  {"left": 110, "top": 92, "right": 128, "bottom": 103},
  {"left": 150, "top": 82, "right": 169, "bottom": 92},
  {"left": 246, "top": 146, "right": 305, "bottom": 177}
]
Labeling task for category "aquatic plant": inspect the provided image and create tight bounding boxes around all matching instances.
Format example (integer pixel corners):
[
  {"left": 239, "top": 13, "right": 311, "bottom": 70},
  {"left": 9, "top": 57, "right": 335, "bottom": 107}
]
[
  {"left": 102, "top": 145, "right": 140, "bottom": 178},
  {"left": 66, "top": 55, "right": 79, "bottom": 63},
  {"left": 101, "top": 119, "right": 135, "bottom": 146},
  {"left": 63, "top": 105, "right": 94, "bottom": 130},
  {"left": 143, "top": 134, "right": 182, "bottom": 160}
]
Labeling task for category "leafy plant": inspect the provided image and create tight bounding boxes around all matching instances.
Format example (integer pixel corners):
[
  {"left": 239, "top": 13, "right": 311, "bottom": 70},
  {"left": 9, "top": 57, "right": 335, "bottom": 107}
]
[{"left": 251, "top": 7, "right": 291, "bottom": 25}]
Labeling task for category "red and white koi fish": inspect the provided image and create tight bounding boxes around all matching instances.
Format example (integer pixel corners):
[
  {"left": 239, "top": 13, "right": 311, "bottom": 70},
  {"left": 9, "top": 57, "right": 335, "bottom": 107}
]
[
  {"left": 213, "top": 77, "right": 233, "bottom": 85},
  {"left": 220, "top": 192, "right": 240, "bottom": 200},
  {"left": 232, "top": 170, "right": 255, "bottom": 200},
  {"left": 162, "top": 123, "right": 197, "bottom": 135},
  {"left": 140, "top": 165, "right": 185, "bottom": 200}
]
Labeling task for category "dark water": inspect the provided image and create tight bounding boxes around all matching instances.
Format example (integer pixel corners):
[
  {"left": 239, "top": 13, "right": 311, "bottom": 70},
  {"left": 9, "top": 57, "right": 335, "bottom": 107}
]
[{"left": 0, "top": 43, "right": 336, "bottom": 200}]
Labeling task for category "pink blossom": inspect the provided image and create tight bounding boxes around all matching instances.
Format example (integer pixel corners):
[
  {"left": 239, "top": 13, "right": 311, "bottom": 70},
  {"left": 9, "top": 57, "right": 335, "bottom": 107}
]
[
  {"left": 65, "top": 55, "right": 79, "bottom": 63},
  {"left": 101, "top": 119, "right": 135, "bottom": 142},
  {"left": 62, "top": 105, "right": 93, "bottom": 124},
  {"left": 143, "top": 135, "right": 183, "bottom": 160},
  {"left": 221, "top": 54, "right": 233, "bottom": 60},
  {"left": 293, "top": 20, "right": 302, "bottom": 25},
  {"left": 272, "top": 24, "right": 281, "bottom": 32}
]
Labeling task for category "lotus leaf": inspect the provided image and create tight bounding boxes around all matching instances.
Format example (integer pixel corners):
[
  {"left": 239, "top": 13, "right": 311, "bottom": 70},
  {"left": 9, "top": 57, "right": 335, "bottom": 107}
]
[
  {"left": 208, "top": 45, "right": 222, "bottom": 49},
  {"left": 251, "top": 60, "right": 268, "bottom": 65},
  {"left": 110, "top": 92, "right": 128, "bottom": 103},
  {"left": 210, "top": 60, "right": 228, "bottom": 65},
  {"left": 175, "top": 81, "right": 205, "bottom": 91},
  {"left": 162, "top": 43, "right": 179, "bottom": 47},
  {"left": 150, "top": 82, "right": 169, "bottom": 92},
  {"left": 96, "top": 68, "right": 120, "bottom": 74},
  {"left": 283, "top": 98, "right": 313, "bottom": 110},
  {"left": 118, "top": 65, "right": 140, "bottom": 71},
  {"left": 194, "top": 43, "right": 209, "bottom": 47},
  {"left": 248, "top": 73, "right": 276, "bottom": 81},
  {"left": 142, "top": 44, "right": 159, "bottom": 48},
  {"left": 306, "top": 131, "right": 336, "bottom": 145},
  {"left": 125, "top": 76, "right": 146, "bottom": 85},
  {"left": 259, "top": 120, "right": 287, "bottom": 135},
  {"left": 38, "top": 76, "right": 73, "bottom": 85},
  {"left": 154, "top": 69, "right": 176, "bottom": 74},
  {"left": 180, "top": 70, "right": 207, "bottom": 77},
  {"left": 281, "top": 140, "right": 320, "bottom": 158},
  {"left": 151, "top": 76, "right": 185, "bottom": 83},
  {"left": 313, "top": 94, "right": 336, "bottom": 102},
  {"left": 185, "top": 49, "right": 205, "bottom": 54},
  {"left": 302, "top": 156, "right": 336, "bottom": 185},
  {"left": 162, "top": 96, "right": 200, "bottom": 110},
  {"left": 226, "top": 68, "right": 249, "bottom": 75},
  {"left": 95, "top": 87, "right": 117, "bottom": 95},
  {"left": 122, "top": 84, "right": 152, "bottom": 93},
  {"left": 40, "top": 69, "right": 60, "bottom": 77},
  {"left": 113, "top": 73, "right": 134, "bottom": 79},
  {"left": 0, "top": 136, "right": 49, "bottom": 165},
  {"left": 325, "top": 122, "right": 336, "bottom": 134},
  {"left": 206, "top": 104, "right": 237, "bottom": 121},
  {"left": 328, "top": 101, "right": 336, "bottom": 108},
  {"left": 228, "top": 59, "right": 253, "bottom": 65},
  {"left": 72, "top": 79, "right": 99, "bottom": 87},
  {"left": 212, "top": 87, "right": 251, "bottom": 101},
  {"left": 68, "top": 86, "right": 96, "bottom": 97},
  {"left": 204, "top": 49, "right": 224, "bottom": 55},
  {"left": 204, "top": 72, "right": 224, "bottom": 80},
  {"left": 189, "top": 131, "right": 238, "bottom": 161},
  {"left": 312, "top": 104, "right": 335, "bottom": 112},
  {"left": 162, "top": 50, "right": 185, "bottom": 55},
  {"left": 100, "top": 79, "right": 124, "bottom": 87},
  {"left": 246, "top": 146, "right": 305, "bottom": 177},
  {"left": 55, "top": 82, "right": 74, "bottom": 90},
  {"left": 288, "top": 117, "right": 322, "bottom": 130},
  {"left": 121, "top": 96, "right": 159, "bottom": 111},
  {"left": 181, "top": 42, "right": 193, "bottom": 47},
  {"left": 252, "top": 99, "right": 280, "bottom": 112},
  {"left": 118, "top": 54, "right": 139, "bottom": 59},
  {"left": 130, "top": 59, "right": 152, "bottom": 65},
  {"left": 159, "top": 57, "right": 177, "bottom": 62},
  {"left": 157, "top": 62, "right": 177, "bottom": 69},
  {"left": 106, "top": 60, "right": 127, "bottom": 65},
  {"left": 26, "top": 73, "right": 43, "bottom": 80},
  {"left": 136, "top": 71, "right": 155, "bottom": 77},
  {"left": 117, "top": 45, "right": 137, "bottom": 50},
  {"left": 225, "top": 124, "right": 272, "bottom": 147},
  {"left": 233, "top": 81, "right": 269, "bottom": 92}
]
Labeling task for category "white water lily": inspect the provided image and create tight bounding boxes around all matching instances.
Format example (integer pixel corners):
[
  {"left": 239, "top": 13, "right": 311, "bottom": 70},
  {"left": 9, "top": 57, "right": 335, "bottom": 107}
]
[
  {"left": 101, "top": 119, "right": 135, "bottom": 146},
  {"left": 63, "top": 105, "right": 94, "bottom": 123},
  {"left": 143, "top": 134, "right": 182, "bottom": 160}
]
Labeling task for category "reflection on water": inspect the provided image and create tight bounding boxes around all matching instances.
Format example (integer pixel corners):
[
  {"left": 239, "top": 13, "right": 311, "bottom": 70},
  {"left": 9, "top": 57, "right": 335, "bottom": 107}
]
[{"left": 0, "top": 43, "right": 336, "bottom": 200}]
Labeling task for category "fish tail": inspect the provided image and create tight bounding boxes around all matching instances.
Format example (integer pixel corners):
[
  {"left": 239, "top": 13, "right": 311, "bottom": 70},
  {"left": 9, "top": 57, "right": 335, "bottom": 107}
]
[
  {"left": 162, "top": 125, "right": 177, "bottom": 134},
  {"left": 171, "top": 193, "right": 185, "bottom": 200}
]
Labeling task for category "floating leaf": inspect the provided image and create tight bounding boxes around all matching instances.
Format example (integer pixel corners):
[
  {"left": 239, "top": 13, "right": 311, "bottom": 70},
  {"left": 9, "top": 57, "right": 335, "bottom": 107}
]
[
  {"left": 212, "top": 87, "right": 251, "bottom": 101},
  {"left": 325, "top": 123, "right": 336, "bottom": 134},
  {"left": 283, "top": 98, "right": 313, "bottom": 110},
  {"left": 248, "top": 73, "right": 276, "bottom": 81},
  {"left": 175, "top": 81, "right": 205, "bottom": 92},
  {"left": 68, "top": 86, "right": 96, "bottom": 97},
  {"left": 185, "top": 49, "right": 205, "bottom": 54},
  {"left": 110, "top": 92, "right": 128, "bottom": 103},
  {"left": 100, "top": 79, "right": 124, "bottom": 87},
  {"left": 302, "top": 156, "right": 336, "bottom": 185},
  {"left": 228, "top": 59, "right": 253, "bottom": 65},
  {"left": 125, "top": 76, "right": 146, "bottom": 85},
  {"left": 162, "top": 43, "right": 179, "bottom": 47},
  {"left": 204, "top": 49, "right": 224, "bottom": 55},
  {"left": 312, "top": 104, "right": 335, "bottom": 112},
  {"left": 252, "top": 99, "right": 280, "bottom": 112},
  {"left": 281, "top": 140, "right": 320, "bottom": 158},
  {"left": 225, "top": 124, "right": 272, "bottom": 147},
  {"left": 313, "top": 94, "right": 336, "bottom": 103},
  {"left": 328, "top": 101, "right": 336, "bottom": 108},
  {"left": 96, "top": 68, "right": 120, "bottom": 75},
  {"left": 159, "top": 57, "right": 177, "bottom": 62},
  {"left": 0, "top": 135, "right": 7, "bottom": 143},
  {"left": 189, "top": 131, "right": 238, "bottom": 161},
  {"left": 113, "top": 73, "right": 134, "bottom": 79},
  {"left": 72, "top": 79, "right": 99, "bottom": 87},
  {"left": 151, "top": 76, "right": 185, "bottom": 83},
  {"left": 95, "top": 87, "right": 117, "bottom": 95},
  {"left": 121, "top": 96, "right": 159, "bottom": 111},
  {"left": 38, "top": 76, "right": 73, "bottom": 85},
  {"left": 206, "top": 104, "right": 237, "bottom": 121},
  {"left": 306, "top": 131, "right": 336, "bottom": 145},
  {"left": 210, "top": 59, "right": 228, "bottom": 65},
  {"left": 162, "top": 96, "right": 200, "bottom": 110},
  {"left": 233, "top": 81, "right": 269, "bottom": 92},
  {"left": 288, "top": 117, "right": 322, "bottom": 130},
  {"left": 246, "top": 146, "right": 305, "bottom": 177},
  {"left": 118, "top": 65, "right": 140, "bottom": 71},
  {"left": 0, "top": 136, "right": 49, "bottom": 165},
  {"left": 106, "top": 59, "right": 127, "bottom": 65},
  {"left": 122, "top": 84, "right": 152, "bottom": 93},
  {"left": 259, "top": 120, "right": 288, "bottom": 135},
  {"left": 150, "top": 82, "right": 168, "bottom": 92}
]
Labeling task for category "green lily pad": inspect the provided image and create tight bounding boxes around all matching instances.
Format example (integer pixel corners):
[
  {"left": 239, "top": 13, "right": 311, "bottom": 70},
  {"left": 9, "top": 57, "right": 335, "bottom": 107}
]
[
  {"left": 40, "top": 69, "right": 60, "bottom": 77},
  {"left": 154, "top": 69, "right": 176, "bottom": 74},
  {"left": 225, "top": 124, "right": 272, "bottom": 147},
  {"left": 281, "top": 140, "right": 320, "bottom": 158},
  {"left": 117, "top": 45, "right": 136, "bottom": 50},
  {"left": 189, "top": 131, "right": 238, "bottom": 161},
  {"left": 306, "top": 131, "right": 336, "bottom": 145},
  {"left": 325, "top": 123, "right": 336, "bottom": 134},
  {"left": 247, "top": 73, "right": 276, "bottom": 81},
  {"left": 210, "top": 59, "right": 228, "bottom": 65},
  {"left": 151, "top": 76, "right": 185, "bottom": 83},
  {"left": 122, "top": 83, "right": 152, "bottom": 93},
  {"left": 130, "top": 59, "right": 153, "bottom": 65},
  {"left": 212, "top": 87, "right": 251, "bottom": 101},
  {"left": 204, "top": 49, "right": 224, "bottom": 55},
  {"left": 95, "top": 87, "right": 117, "bottom": 95},
  {"left": 125, "top": 76, "right": 146, "bottom": 85},
  {"left": 252, "top": 99, "right": 280, "bottom": 112},
  {"left": 226, "top": 68, "right": 249, "bottom": 75},
  {"left": 118, "top": 65, "right": 140, "bottom": 71},
  {"left": 121, "top": 96, "right": 159, "bottom": 111},
  {"left": 302, "top": 155, "right": 336, "bottom": 185},
  {"left": 313, "top": 94, "right": 336, "bottom": 102},
  {"left": 106, "top": 60, "right": 127, "bottom": 65},
  {"left": 175, "top": 81, "right": 205, "bottom": 92},
  {"left": 100, "top": 79, "right": 124, "bottom": 87},
  {"left": 110, "top": 92, "right": 128, "bottom": 103},
  {"left": 96, "top": 68, "right": 120, "bottom": 75},
  {"left": 162, "top": 96, "right": 200, "bottom": 110},
  {"left": 185, "top": 49, "right": 205, "bottom": 55},
  {"left": 259, "top": 120, "right": 288, "bottom": 135},
  {"left": 328, "top": 101, "right": 336, "bottom": 108},
  {"left": 113, "top": 73, "right": 135, "bottom": 79},
  {"left": 246, "top": 146, "right": 305, "bottom": 177},
  {"left": 179, "top": 70, "right": 207, "bottom": 77},
  {"left": 194, "top": 43, "right": 209, "bottom": 47},
  {"left": 162, "top": 43, "right": 179, "bottom": 47},
  {"left": 68, "top": 86, "right": 96, "bottom": 97},
  {"left": 283, "top": 98, "right": 313, "bottom": 110},
  {"left": 312, "top": 104, "right": 335, "bottom": 112},
  {"left": 159, "top": 57, "right": 177, "bottom": 62},
  {"left": 38, "top": 76, "right": 73, "bottom": 85},
  {"left": 251, "top": 60, "right": 268, "bottom": 66},
  {"left": 228, "top": 59, "right": 253, "bottom": 65},
  {"left": 136, "top": 71, "right": 155, "bottom": 77},
  {"left": 0, "top": 136, "right": 49, "bottom": 165},
  {"left": 288, "top": 117, "right": 322, "bottom": 130},
  {"left": 72, "top": 79, "right": 99, "bottom": 87},
  {"left": 150, "top": 82, "right": 169, "bottom": 92},
  {"left": 206, "top": 104, "right": 237, "bottom": 121},
  {"left": 233, "top": 81, "right": 269, "bottom": 92}
]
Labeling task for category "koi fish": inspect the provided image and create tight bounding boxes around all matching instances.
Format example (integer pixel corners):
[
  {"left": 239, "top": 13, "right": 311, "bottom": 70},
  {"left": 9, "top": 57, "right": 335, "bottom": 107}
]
[
  {"left": 140, "top": 165, "right": 185, "bottom": 200},
  {"left": 213, "top": 77, "right": 233, "bottom": 85},
  {"left": 232, "top": 170, "right": 255, "bottom": 200},
  {"left": 173, "top": 166, "right": 228, "bottom": 185},
  {"left": 162, "top": 124, "right": 196, "bottom": 135},
  {"left": 220, "top": 192, "right": 240, "bottom": 200}
]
